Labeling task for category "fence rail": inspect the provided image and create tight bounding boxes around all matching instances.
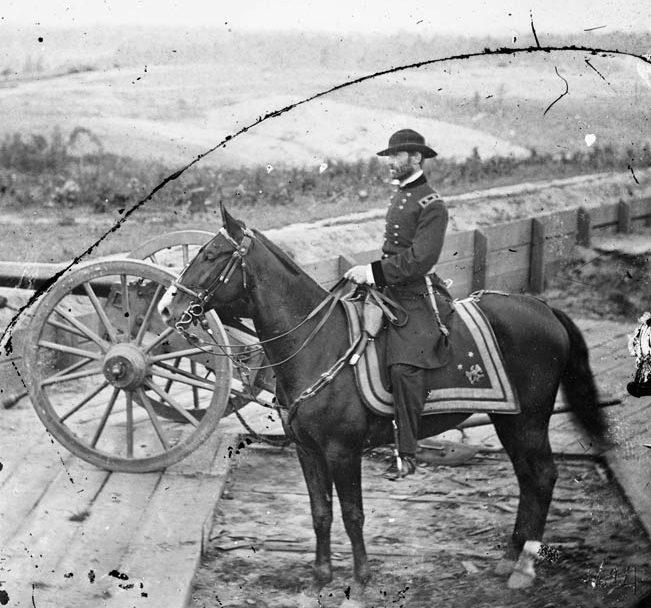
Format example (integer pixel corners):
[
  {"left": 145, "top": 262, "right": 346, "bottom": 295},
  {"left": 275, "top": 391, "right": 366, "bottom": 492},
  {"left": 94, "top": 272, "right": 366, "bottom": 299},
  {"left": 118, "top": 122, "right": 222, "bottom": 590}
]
[
  {"left": 1, "top": 198, "right": 650, "bottom": 300},
  {"left": 310, "top": 196, "right": 651, "bottom": 297}
]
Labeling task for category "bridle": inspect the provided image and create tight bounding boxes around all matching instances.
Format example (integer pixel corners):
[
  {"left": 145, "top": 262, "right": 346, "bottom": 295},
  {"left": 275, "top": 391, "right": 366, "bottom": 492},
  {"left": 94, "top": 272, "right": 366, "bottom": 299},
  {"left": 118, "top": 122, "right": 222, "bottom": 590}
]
[
  {"left": 167, "top": 226, "right": 364, "bottom": 429},
  {"left": 165, "top": 226, "right": 409, "bottom": 430},
  {"left": 172, "top": 227, "right": 254, "bottom": 334},
  {"left": 169, "top": 227, "right": 353, "bottom": 371}
]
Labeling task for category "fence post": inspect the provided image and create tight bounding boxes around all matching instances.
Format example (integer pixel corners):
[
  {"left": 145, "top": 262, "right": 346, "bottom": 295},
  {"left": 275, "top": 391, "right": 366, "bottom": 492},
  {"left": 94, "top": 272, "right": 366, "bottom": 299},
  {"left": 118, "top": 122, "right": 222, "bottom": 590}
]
[
  {"left": 337, "top": 254, "right": 358, "bottom": 276},
  {"left": 576, "top": 207, "right": 591, "bottom": 247},
  {"left": 618, "top": 200, "right": 632, "bottom": 233},
  {"left": 471, "top": 229, "right": 488, "bottom": 293},
  {"left": 529, "top": 218, "right": 545, "bottom": 294}
]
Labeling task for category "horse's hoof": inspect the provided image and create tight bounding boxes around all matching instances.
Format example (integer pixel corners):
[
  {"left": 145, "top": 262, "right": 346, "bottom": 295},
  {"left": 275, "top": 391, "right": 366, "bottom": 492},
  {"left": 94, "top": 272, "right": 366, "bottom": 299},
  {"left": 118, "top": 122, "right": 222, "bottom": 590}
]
[
  {"left": 507, "top": 567, "right": 536, "bottom": 589},
  {"left": 354, "top": 568, "right": 371, "bottom": 587},
  {"left": 506, "top": 540, "right": 541, "bottom": 589},
  {"left": 313, "top": 564, "right": 333, "bottom": 587}
]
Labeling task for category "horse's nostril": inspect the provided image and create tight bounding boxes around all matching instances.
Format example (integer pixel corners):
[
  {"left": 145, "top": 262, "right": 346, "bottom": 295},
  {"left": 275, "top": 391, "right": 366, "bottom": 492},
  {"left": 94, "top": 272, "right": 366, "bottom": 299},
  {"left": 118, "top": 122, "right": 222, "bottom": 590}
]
[{"left": 159, "top": 306, "right": 169, "bottom": 321}]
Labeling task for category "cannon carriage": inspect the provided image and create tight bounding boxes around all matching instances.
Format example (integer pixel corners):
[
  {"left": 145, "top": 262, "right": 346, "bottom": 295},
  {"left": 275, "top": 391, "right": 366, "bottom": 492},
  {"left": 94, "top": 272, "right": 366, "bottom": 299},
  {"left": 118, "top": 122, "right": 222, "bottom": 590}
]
[{"left": 2, "top": 230, "right": 273, "bottom": 473}]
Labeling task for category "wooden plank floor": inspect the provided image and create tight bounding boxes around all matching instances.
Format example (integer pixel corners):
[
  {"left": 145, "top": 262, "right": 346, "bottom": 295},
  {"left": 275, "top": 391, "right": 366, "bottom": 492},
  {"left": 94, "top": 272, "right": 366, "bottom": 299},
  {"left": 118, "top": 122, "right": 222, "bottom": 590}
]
[
  {"left": 222, "top": 318, "right": 651, "bottom": 541},
  {"left": 0, "top": 398, "right": 237, "bottom": 608},
  {"left": 1, "top": 315, "right": 648, "bottom": 607}
]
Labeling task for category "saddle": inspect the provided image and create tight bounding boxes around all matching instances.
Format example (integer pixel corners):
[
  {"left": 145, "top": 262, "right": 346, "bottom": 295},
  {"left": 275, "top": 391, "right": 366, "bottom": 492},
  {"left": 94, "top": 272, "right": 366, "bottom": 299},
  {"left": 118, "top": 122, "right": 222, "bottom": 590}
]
[{"left": 341, "top": 289, "right": 520, "bottom": 417}]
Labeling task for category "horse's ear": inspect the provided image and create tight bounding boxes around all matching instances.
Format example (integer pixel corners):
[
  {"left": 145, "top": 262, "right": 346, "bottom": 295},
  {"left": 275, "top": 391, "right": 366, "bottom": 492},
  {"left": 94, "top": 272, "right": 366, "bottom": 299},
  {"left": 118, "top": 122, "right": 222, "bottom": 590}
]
[{"left": 220, "top": 202, "right": 245, "bottom": 240}]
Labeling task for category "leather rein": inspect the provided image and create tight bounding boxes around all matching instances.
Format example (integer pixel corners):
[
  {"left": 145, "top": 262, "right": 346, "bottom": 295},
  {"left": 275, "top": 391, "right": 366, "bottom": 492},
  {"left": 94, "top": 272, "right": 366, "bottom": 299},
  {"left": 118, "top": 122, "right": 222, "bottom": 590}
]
[{"left": 169, "top": 228, "right": 361, "bottom": 420}]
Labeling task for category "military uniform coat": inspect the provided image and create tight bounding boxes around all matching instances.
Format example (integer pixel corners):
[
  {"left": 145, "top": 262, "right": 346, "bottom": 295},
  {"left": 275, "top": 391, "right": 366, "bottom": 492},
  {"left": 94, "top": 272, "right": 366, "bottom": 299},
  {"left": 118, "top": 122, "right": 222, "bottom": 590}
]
[{"left": 370, "top": 173, "right": 453, "bottom": 370}]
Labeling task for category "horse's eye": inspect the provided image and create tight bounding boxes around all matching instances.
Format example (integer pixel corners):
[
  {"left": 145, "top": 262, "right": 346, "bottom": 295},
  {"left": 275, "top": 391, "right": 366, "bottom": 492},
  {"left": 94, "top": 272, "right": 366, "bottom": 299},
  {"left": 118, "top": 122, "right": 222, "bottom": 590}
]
[{"left": 203, "top": 251, "right": 217, "bottom": 262}]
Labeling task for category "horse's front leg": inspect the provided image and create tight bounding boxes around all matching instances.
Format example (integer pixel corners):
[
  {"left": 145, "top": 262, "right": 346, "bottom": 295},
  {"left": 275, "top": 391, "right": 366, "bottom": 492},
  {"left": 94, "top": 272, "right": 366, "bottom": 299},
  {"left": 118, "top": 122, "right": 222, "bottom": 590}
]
[
  {"left": 328, "top": 442, "right": 370, "bottom": 586},
  {"left": 296, "top": 444, "right": 334, "bottom": 586}
]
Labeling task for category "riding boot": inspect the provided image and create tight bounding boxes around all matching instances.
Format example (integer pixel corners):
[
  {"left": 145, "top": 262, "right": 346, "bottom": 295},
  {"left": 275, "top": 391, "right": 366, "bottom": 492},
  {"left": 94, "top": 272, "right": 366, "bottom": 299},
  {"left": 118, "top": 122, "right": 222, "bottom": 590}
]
[{"left": 389, "top": 363, "right": 428, "bottom": 456}]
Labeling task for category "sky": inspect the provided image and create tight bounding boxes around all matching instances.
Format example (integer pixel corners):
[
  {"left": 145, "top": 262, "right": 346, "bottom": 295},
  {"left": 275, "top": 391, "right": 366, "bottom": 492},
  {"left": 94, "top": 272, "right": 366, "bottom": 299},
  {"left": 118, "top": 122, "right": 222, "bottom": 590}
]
[{"left": 1, "top": 0, "right": 650, "bottom": 35}]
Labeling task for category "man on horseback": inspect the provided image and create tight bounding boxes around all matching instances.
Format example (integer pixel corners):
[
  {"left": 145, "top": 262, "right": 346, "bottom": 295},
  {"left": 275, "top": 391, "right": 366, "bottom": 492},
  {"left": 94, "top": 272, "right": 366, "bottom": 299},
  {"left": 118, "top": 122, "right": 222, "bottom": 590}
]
[{"left": 344, "top": 128, "right": 453, "bottom": 480}]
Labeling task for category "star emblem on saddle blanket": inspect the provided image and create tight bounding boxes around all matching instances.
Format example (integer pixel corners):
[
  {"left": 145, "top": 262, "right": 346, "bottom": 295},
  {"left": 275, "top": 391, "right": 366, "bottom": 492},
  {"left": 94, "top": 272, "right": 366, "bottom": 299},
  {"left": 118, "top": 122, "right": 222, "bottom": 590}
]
[{"left": 465, "top": 363, "right": 485, "bottom": 385}]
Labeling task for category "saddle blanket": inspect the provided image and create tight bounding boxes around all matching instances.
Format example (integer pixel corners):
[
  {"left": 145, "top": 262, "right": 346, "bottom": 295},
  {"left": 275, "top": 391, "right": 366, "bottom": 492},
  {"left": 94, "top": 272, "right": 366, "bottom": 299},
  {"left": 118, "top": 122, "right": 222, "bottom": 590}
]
[{"left": 342, "top": 297, "right": 520, "bottom": 417}]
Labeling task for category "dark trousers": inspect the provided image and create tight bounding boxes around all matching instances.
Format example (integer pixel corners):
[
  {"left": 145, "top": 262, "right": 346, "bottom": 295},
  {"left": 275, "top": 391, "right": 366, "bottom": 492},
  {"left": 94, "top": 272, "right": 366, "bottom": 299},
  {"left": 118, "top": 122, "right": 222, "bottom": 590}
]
[{"left": 389, "top": 363, "right": 428, "bottom": 457}]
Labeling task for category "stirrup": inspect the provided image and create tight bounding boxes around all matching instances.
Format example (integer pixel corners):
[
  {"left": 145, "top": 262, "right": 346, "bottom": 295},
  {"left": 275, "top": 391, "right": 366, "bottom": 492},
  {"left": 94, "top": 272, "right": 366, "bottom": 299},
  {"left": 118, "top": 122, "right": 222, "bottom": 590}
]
[{"left": 382, "top": 455, "right": 418, "bottom": 481}]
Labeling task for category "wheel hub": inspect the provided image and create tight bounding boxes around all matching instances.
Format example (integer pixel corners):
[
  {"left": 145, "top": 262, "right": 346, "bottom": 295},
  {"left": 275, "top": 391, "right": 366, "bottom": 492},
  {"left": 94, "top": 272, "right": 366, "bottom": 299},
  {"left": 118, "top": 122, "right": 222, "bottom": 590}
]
[{"left": 102, "top": 343, "right": 148, "bottom": 389}]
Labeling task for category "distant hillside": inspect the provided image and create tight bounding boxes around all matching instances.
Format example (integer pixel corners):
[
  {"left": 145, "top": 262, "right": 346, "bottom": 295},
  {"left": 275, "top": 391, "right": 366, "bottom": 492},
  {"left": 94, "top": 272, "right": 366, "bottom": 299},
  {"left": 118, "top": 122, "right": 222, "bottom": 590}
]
[
  {"left": 0, "top": 27, "right": 649, "bottom": 168},
  {"left": 2, "top": 26, "right": 650, "bottom": 76}
]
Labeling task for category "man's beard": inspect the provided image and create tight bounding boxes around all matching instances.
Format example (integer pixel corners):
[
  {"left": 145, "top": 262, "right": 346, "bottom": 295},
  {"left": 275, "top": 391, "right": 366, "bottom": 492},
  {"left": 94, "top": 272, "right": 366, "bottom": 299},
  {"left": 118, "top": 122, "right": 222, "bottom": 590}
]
[{"left": 390, "top": 162, "right": 416, "bottom": 182}]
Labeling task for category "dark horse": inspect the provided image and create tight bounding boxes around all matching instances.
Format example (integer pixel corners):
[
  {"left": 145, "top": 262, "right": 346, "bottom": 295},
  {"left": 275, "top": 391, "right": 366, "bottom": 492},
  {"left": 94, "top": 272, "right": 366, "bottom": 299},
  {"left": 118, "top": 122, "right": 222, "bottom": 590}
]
[{"left": 158, "top": 207, "right": 607, "bottom": 591}]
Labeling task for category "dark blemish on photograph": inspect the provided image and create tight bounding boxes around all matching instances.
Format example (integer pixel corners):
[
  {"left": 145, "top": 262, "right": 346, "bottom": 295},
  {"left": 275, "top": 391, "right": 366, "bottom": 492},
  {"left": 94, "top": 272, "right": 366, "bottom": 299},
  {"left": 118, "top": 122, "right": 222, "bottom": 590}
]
[
  {"left": 585, "top": 58, "right": 611, "bottom": 85},
  {"left": 108, "top": 569, "right": 129, "bottom": 580},
  {"left": 530, "top": 11, "right": 541, "bottom": 48},
  {"left": 1, "top": 38, "right": 650, "bottom": 361},
  {"left": 629, "top": 164, "right": 640, "bottom": 184},
  {"left": 543, "top": 66, "right": 570, "bottom": 116}
]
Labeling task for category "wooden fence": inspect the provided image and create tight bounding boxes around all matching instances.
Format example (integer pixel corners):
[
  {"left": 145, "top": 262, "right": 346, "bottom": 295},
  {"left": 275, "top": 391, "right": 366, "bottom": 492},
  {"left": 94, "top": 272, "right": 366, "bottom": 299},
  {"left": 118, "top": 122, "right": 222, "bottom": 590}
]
[{"left": 303, "top": 197, "right": 651, "bottom": 298}]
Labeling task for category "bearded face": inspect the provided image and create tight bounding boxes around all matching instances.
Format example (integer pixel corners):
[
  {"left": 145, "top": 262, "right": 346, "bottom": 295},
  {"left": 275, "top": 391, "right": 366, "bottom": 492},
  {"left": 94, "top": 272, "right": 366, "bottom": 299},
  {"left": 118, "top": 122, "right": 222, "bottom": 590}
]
[{"left": 386, "top": 151, "right": 420, "bottom": 182}]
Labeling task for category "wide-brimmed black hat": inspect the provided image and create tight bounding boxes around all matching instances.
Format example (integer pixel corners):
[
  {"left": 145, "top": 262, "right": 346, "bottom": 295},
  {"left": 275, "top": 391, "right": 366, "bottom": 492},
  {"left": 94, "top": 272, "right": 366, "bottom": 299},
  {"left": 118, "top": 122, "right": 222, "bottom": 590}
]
[{"left": 377, "top": 129, "right": 437, "bottom": 158}]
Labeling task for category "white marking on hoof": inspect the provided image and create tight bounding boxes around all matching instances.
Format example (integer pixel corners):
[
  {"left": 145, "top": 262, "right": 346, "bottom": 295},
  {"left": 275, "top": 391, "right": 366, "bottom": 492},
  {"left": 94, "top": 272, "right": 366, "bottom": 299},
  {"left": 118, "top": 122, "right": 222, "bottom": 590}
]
[{"left": 507, "top": 540, "right": 542, "bottom": 589}]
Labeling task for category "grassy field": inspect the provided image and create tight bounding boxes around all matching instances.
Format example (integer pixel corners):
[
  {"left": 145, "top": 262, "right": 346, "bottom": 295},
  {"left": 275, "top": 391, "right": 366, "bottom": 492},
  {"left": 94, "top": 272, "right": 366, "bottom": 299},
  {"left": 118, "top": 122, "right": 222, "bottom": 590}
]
[
  {"left": 1, "top": 29, "right": 649, "bottom": 168},
  {"left": 1, "top": 28, "right": 650, "bottom": 265}
]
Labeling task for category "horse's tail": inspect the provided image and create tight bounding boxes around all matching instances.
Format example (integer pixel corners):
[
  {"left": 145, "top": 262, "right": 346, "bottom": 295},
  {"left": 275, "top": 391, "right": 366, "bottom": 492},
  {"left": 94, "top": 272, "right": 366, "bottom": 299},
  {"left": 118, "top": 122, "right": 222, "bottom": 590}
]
[{"left": 551, "top": 307, "right": 608, "bottom": 441}]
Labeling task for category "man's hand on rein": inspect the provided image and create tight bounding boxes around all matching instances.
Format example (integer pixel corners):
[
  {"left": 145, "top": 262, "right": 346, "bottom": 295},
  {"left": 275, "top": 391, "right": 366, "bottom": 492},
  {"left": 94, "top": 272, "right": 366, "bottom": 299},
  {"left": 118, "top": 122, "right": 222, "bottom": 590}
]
[{"left": 344, "top": 264, "right": 375, "bottom": 285}]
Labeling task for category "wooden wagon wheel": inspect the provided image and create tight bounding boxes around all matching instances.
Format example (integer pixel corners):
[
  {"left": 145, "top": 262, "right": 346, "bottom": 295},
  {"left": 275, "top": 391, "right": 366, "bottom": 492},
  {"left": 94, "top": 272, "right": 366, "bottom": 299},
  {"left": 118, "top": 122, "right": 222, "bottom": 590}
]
[
  {"left": 127, "top": 229, "right": 215, "bottom": 270},
  {"left": 22, "top": 258, "right": 232, "bottom": 473},
  {"left": 128, "top": 229, "right": 274, "bottom": 416}
]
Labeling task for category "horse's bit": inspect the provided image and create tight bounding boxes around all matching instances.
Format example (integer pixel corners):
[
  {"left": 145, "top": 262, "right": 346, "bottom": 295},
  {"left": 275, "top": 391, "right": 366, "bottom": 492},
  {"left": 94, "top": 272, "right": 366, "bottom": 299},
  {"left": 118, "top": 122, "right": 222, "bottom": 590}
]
[{"left": 172, "top": 227, "right": 253, "bottom": 333}]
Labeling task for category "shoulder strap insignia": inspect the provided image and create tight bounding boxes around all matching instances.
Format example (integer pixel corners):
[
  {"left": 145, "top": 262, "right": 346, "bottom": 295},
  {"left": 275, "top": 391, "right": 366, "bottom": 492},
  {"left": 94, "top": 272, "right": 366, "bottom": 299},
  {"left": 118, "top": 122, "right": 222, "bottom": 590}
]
[{"left": 418, "top": 192, "right": 441, "bottom": 208}]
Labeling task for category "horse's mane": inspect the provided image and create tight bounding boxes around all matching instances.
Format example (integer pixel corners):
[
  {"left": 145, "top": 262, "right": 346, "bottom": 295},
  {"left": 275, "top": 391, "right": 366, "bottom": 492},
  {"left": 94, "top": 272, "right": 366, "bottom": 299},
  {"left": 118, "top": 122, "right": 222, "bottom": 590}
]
[{"left": 251, "top": 228, "right": 305, "bottom": 277}]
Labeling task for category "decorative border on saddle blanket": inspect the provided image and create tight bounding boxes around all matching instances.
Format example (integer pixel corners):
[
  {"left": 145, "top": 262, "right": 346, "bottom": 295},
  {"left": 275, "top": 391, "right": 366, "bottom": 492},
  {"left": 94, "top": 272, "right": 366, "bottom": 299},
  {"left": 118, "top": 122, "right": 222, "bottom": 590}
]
[{"left": 343, "top": 298, "right": 520, "bottom": 417}]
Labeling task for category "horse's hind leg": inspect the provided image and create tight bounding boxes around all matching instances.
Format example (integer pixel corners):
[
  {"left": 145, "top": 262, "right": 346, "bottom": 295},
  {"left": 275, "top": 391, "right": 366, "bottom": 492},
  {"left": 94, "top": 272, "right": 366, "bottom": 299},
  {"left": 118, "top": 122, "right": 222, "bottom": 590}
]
[
  {"left": 492, "top": 416, "right": 558, "bottom": 557},
  {"left": 296, "top": 444, "right": 334, "bottom": 586},
  {"left": 327, "top": 442, "right": 370, "bottom": 586}
]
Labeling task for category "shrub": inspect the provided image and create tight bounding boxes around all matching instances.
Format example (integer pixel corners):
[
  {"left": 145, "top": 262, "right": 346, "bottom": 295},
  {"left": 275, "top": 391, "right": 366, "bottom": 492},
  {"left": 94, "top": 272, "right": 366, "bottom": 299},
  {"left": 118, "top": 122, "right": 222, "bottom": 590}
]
[{"left": 1, "top": 128, "right": 650, "bottom": 214}]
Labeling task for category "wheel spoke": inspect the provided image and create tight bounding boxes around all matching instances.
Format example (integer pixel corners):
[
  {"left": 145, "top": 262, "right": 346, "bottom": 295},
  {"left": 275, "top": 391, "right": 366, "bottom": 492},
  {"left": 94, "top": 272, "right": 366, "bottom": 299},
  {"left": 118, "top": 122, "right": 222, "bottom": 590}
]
[
  {"left": 46, "top": 317, "right": 88, "bottom": 340},
  {"left": 121, "top": 274, "right": 133, "bottom": 339},
  {"left": 60, "top": 381, "right": 110, "bottom": 423},
  {"left": 126, "top": 391, "right": 134, "bottom": 458},
  {"left": 37, "top": 340, "right": 102, "bottom": 360},
  {"left": 190, "top": 359, "right": 200, "bottom": 409},
  {"left": 163, "top": 357, "right": 182, "bottom": 392},
  {"left": 143, "top": 326, "right": 176, "bottom": 353},
  {"left": 83, "top": 281, "right": 119, "bottom": 343},
  {"left": 136, "top": 388, "right": 170, "bottom": 450},
  {"left": 149, "top": 346, "right": 215, "bottom": 362},
  {"left": 40, "top": 365, "right": 104, "bottom": 387},
  {"left": 46, "top": 356, "right": 95, "bottom": 382},
  {"left": 53, "top": 306, "right": 108, "bottom": 351},
  {"left": 145, "top": 379, "right": 200, "bottom": 427},
  {"left": 150, "top": 363, "right": 215, "bottom": 391},
  {"left": 135, "top": 284, "right": 164, "bottom": 345},
  {"left": 90, "top": 388, "right": 120, "bottom": 448},
  {"left": 154, "top": 359, "right": 212, "bottom": 388},
  {"left": 182, "top": 244, "right": 190, "bottom": 266},
  {"left": 147, "top": 253, "right": 160, "bottom": 265}
]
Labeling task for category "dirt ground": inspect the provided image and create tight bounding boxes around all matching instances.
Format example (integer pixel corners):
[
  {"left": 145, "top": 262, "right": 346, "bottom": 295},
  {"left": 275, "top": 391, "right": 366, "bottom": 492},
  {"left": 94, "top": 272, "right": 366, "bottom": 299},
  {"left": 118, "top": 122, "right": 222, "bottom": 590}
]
[
  {"left": 189, "top": 232, "right": 651, "bottom": 608},
  {"left": 190, "top": 445, "right": 650, "bottom": 608}
]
